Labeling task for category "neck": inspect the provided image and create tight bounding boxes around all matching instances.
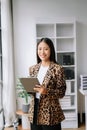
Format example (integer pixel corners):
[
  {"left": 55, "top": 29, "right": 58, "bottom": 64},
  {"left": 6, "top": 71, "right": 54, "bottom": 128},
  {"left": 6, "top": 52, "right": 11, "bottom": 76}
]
[{"left": 41, "top": 61, "right": 50, "bottom": 67}]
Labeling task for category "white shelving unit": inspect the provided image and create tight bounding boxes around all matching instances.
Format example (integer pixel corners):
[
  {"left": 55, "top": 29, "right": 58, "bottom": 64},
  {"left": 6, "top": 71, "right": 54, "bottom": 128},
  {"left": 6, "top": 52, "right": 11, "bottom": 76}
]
[{"left": 36, "top": 19, "right": 78, "bottom": 128}]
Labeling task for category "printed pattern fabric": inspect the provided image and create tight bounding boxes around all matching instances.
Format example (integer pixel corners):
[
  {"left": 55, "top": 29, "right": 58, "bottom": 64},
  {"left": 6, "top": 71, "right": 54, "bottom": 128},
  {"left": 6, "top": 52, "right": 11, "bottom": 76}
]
[{"left": 28, "top": 62, "right": 66, "bottom": 125}]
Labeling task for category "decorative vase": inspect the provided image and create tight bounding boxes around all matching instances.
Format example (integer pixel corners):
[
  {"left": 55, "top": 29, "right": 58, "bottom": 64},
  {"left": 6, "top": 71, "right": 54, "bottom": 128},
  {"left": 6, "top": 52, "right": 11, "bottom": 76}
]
[{"left": 22, "top": 104, "right": 30, "bottom": 113}]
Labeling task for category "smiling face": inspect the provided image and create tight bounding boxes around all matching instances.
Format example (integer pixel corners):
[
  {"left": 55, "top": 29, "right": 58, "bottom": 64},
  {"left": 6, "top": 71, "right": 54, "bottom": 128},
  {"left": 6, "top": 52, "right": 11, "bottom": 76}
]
[{"left": 37, "top": 41, "right": 51, "bottom": 62}]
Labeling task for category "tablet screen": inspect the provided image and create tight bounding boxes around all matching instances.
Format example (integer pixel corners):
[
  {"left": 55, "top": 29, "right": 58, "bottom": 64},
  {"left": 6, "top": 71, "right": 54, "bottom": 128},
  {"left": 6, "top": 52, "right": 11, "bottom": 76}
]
[{"left": 20, "top": 77, "right": 39, "bottom": 93}]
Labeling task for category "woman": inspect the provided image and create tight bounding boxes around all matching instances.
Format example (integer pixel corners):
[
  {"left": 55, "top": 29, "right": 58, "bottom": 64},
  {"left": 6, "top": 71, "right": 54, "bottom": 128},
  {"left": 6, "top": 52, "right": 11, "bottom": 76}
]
[{"left": 28, "top": 38, "right": 66, "bottom": 130}]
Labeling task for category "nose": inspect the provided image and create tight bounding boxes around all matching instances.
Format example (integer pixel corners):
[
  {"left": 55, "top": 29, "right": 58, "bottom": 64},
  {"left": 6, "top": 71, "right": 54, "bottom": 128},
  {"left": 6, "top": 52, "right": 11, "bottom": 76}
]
[{"left": 41, "top": 49, "right": 44, "bottom": 54}]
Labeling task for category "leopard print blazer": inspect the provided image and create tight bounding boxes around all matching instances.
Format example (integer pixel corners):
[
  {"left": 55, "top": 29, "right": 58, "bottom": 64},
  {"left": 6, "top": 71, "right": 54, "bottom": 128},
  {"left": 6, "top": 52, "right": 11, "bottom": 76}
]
[{"left": 28, "top": 62, "right": 66, "bottom": 125}]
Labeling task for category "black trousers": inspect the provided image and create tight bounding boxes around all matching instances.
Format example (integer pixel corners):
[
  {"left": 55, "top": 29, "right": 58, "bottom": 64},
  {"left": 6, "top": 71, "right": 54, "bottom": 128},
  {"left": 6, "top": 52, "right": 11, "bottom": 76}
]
[
  {"left": 31, "top": 123, "right": 61, "bottom": 130},
  {"left": 31, "top": 98, "right": 61, "bottom": 130}
]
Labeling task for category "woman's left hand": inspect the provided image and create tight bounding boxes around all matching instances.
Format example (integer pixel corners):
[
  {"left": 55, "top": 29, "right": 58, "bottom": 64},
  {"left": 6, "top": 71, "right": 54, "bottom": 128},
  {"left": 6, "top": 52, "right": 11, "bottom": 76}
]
[{"left": 34, "top": 85, "right": 47, "bottom": 95}]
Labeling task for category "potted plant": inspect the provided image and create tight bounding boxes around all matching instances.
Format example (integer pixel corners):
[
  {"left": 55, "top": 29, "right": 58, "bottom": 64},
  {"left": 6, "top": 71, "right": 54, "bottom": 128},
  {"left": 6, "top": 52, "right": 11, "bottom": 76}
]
[{"left": 16, "top": 78, "right": 30, "bottom": 113}]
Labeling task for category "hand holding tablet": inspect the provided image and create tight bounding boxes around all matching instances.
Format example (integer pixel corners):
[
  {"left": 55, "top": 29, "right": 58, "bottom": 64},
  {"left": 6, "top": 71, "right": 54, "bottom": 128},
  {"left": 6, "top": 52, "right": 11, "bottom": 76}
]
[{"left": 34, "top": 85, "right": 47, "bottom": 95}]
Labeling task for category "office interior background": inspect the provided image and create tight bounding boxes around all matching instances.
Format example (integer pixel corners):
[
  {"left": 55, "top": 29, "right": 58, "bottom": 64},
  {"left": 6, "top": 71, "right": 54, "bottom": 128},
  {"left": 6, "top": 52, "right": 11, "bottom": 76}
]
[{"left": 0, "top": 0, "right": 87, "bottom": 129}]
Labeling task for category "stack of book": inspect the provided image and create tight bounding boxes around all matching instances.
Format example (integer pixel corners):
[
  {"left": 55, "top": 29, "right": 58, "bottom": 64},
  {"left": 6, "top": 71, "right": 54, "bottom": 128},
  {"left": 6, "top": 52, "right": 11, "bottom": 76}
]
[
  {"left": 66, "top": 81, "right": 74, "bottom": 94},
  {"left": 59, "top": 96, "right": 71, "bottom": 109},
  {"left": 80, "top": 75, "right": 87, "bottom": 90},
  {"left": 64, "top": 111, "right": 76, "bottom": 120},
  {"left": 66, "top": 81, "right": 71, "bottom": 94}
]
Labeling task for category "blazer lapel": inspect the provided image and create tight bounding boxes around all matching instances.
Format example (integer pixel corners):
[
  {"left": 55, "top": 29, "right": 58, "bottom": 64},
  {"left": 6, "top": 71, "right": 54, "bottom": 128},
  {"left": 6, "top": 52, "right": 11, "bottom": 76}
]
[
  {"left": 42, "top": 62, "right": 54, "bottom": 87},
  {"left": 32, "top": 63, "right": 41, "bottom": 77},
  {"left": 32, "top": 62, "right": 55, "bottom": 88}
]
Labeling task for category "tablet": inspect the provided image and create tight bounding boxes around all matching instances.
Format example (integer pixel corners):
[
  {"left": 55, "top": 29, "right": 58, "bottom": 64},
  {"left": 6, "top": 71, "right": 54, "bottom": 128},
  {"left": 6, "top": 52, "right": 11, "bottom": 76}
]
[{"left": 19, "top": 77, "right": 39, "bottom": 93}]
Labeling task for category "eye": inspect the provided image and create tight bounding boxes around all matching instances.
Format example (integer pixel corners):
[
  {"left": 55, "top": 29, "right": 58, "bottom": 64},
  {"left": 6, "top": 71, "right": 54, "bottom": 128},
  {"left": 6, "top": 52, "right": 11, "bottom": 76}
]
[
  {"left": 38, "top": 47, "right": 42, "bottom": 50},
  {"left": 44, "top": 47, "right": 49, "bottom": 50}
]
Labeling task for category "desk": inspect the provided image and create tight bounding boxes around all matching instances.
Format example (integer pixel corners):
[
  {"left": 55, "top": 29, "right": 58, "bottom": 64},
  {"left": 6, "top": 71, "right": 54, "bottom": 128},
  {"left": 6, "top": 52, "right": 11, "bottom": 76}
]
[
  {"left": 79, "top": 89, "right": 87, "bottom": 130},
  {"left": 16, "top": 110, "right": 30, "bottom": 130}
]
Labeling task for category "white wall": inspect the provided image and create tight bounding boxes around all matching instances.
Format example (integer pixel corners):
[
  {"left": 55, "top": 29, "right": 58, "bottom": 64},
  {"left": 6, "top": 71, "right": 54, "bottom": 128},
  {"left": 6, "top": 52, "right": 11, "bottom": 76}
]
[{"left": 12, "top": 0, "right": 87, "bottom": 112}]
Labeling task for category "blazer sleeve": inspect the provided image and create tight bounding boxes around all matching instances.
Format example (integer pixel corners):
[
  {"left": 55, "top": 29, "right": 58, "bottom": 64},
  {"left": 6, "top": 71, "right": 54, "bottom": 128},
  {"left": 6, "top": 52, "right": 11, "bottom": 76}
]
[
  {"left": 56, "top": 67, "right": 66, "bottom": 98},
  {"left": 47, "top": 67, "right": 66, "bottom": 98}
]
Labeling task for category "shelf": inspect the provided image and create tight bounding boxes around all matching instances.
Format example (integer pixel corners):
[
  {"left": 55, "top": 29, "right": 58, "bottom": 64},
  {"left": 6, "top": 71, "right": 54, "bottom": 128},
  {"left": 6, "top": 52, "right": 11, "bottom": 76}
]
[
  {"left": 36, "top": 37, "right": 55, "bottom": 44},
  {"left": 66, "top": 79, "right": 75, "bottom": 81},
  {"left": 56, "top": 23, "right": 74, "bottom": 37},
  {"left": 61, "top": 120, "right": 78, "bottom": 128},
  {"left": 62, "top": 106, "right": 77, "bottom": 110},
  {"left": 63, "top": 65, "right": 75, "bottom": 67},
  {"left": 36, "top": 24, "right": 55, "bottom": 37},
  {"left": 56, "top": 39, "right": 75, "bottom": 52},
  {"left": 36, "top": 37, "right": 55, "bottom": 39},
  {"left": 65, "top": 93, "right": 76, "bottom": 96},
  {"left": 16, "top": 110, "right": 29, "bottom": 116},
  {"left": 79, "top": 89, "right": 87, "bottom": 95},
  {"left": 56, "top": 36, "right": 74, "bottom": 39},
  {"left": 56, "top": 51, "right": 75, "bottom": 53},
  {"left": 16, "top": 110, "right": 30, "bottom": 130}
]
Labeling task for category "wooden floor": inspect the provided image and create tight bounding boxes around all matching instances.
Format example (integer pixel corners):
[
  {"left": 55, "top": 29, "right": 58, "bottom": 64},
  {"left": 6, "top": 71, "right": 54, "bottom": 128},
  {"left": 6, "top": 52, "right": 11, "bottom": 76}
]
[{"left": 4, "top": 124, "right": 85, "bottom": 130}]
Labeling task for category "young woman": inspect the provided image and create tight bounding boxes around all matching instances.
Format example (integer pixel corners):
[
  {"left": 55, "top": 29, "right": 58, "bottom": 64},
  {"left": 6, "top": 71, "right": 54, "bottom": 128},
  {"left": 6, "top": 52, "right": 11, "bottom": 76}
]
[{"left": 28, "top": 38, "right": 66, "bottom": 130}]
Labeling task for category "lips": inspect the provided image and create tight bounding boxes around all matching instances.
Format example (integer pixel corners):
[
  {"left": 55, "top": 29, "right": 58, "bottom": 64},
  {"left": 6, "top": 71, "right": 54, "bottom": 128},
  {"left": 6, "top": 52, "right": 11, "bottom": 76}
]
[{"left": 39, "top": 55, "right": 46, "bottom": 58}]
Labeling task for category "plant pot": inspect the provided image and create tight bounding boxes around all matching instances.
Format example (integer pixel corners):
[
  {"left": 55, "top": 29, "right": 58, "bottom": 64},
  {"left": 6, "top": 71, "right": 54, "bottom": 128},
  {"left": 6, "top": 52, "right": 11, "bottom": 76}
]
[{"left": 22, "top": 104, "right": 30, "bottom": 113}]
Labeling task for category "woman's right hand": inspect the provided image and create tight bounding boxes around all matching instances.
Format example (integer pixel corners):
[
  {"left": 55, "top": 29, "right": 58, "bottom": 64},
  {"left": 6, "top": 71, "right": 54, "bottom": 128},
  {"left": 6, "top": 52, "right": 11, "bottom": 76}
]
[{"left": 34, "top": 85, "right": 47, "bottom": 95}]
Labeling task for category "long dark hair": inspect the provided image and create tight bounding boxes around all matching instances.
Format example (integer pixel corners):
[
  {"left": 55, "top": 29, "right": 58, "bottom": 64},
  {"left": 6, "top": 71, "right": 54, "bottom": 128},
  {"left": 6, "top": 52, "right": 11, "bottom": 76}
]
[{"left": 36, "top": 38, "right": 57, "bottom": 63}]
